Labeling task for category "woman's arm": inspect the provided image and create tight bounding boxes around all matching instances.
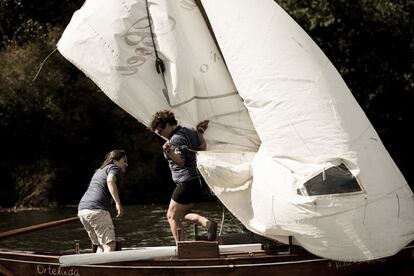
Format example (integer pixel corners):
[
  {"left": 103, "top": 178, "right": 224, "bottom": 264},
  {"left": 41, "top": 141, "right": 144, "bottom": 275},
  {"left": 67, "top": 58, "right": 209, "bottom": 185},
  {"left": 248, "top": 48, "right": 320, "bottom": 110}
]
[{"left": 107, "top": 173, "right": 124, "bottom": 217}]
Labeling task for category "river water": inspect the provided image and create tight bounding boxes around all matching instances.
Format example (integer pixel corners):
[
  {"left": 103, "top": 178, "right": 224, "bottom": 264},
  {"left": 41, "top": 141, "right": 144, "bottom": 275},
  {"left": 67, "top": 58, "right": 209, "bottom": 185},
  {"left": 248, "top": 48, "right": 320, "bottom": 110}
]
[{"left": 0, "top": 202, "right": 244, "bottom": 253}]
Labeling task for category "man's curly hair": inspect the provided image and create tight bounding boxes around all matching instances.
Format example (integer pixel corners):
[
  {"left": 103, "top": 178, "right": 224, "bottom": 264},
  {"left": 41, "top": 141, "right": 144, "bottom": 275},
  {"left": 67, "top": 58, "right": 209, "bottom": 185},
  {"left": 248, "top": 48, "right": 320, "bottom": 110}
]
[{"left": 149, "top": 110, "right": 178, "bottom": 131}]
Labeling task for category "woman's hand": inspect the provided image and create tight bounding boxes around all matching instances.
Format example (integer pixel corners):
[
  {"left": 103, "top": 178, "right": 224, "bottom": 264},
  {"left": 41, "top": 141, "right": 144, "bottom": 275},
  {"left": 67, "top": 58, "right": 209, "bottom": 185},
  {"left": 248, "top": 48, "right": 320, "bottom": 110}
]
[{"left": 115, "top": 203, "right": 124, "bottom": 218}]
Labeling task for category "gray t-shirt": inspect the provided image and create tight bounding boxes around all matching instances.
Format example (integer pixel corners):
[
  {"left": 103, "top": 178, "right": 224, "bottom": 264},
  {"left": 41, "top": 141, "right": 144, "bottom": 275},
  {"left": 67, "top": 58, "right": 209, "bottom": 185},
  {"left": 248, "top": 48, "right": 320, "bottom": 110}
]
[
  {"left": 167, "top": 126, "right": 200, "bottom": 183},
  {"left": 78, "top": 164, "right": 122, "bottom": 211}
]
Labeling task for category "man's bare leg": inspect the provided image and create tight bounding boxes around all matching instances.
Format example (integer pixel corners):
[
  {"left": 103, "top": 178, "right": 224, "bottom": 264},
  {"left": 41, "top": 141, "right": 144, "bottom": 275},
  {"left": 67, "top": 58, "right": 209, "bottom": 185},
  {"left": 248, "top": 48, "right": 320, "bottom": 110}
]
[{"left": 167, "top": 199, "right": 194, "bottom": 241}]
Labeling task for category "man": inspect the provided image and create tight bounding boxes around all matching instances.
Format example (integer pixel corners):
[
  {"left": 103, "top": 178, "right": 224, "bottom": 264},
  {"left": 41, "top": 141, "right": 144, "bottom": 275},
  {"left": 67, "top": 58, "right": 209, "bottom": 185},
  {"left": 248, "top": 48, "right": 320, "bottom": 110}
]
[{"left": 149, "top": 110, "right": 217, "bottom": 242}]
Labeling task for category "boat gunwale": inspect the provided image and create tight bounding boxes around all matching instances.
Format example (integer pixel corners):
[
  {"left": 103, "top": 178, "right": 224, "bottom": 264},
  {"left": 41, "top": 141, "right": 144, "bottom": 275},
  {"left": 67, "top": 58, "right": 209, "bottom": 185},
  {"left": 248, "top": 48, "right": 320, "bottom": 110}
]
[{"left": 0, "top": 242, "right": 413, "bottom": 270}]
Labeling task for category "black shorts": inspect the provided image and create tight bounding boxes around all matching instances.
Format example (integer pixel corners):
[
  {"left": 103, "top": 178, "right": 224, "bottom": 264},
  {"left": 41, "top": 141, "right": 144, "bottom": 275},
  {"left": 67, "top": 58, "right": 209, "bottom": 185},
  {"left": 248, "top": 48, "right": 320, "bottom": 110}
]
[{"left": 171, "top": 178, "right": 203, "bottom": 204}]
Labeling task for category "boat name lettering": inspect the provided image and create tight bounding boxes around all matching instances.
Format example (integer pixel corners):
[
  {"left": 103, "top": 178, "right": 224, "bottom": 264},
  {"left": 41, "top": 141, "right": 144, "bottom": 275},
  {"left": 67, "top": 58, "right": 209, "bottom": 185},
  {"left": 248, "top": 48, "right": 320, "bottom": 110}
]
[
  {"left": 328, "top": 259, "right": 386, "bottom": 269},
  {"left": 115, "top": 16, "right": 176, "bottom": 76},
  {"left": 36, "top": 264, "right": 80, "bottom": 276}
]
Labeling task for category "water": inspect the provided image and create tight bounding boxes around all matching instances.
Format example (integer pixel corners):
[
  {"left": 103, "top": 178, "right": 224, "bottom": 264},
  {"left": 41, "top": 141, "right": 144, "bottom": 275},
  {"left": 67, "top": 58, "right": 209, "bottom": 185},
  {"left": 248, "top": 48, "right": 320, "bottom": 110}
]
[{"left": 0, "top": 202, "right": 244, "bottom": 253}]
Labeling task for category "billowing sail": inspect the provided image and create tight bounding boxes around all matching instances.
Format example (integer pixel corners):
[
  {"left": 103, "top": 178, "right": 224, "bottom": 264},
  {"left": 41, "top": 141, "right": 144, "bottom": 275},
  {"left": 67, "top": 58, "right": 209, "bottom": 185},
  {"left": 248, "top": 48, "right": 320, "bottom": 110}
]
[
  {"left": 200, "top": 0, "right": 414, "bottom": 261},
  {"left": 58, "top": 0, "right": 414, "bottom": 261},
  {"left": 57, "top": 0, "right": 259, "bottom": 152}
]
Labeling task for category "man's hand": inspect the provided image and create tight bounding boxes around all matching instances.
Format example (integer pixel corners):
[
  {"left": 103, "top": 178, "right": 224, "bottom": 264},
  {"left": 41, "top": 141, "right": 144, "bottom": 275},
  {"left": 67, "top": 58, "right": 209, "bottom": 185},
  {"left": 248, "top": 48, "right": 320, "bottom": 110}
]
[
  {"left": 162, "top": 141, "right": 172, "bottom": 153},
  {"left": 197, "top": 120, "right": 209, "bottom": 134}
]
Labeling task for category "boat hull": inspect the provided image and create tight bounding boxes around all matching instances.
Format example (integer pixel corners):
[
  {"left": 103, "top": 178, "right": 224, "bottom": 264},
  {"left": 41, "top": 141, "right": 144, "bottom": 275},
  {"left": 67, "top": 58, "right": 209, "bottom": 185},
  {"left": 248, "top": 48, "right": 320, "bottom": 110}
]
[{"left": 1, "top": 245, "right": 413, "bottom": 276}]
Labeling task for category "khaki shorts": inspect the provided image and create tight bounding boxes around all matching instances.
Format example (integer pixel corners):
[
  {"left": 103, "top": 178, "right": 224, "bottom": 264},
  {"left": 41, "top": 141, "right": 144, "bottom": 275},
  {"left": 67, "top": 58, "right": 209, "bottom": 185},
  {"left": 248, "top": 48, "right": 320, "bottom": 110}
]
[{"left": 78, "top": 209, "right": 115, "bottom": 245}]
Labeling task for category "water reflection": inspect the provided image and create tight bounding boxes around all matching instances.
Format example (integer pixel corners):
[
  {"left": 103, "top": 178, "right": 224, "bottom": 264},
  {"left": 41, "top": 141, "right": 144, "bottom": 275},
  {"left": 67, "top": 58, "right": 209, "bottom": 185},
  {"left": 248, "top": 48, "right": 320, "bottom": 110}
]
[{"left": 0, "top": 202, "right": 243, "bottom": 253}]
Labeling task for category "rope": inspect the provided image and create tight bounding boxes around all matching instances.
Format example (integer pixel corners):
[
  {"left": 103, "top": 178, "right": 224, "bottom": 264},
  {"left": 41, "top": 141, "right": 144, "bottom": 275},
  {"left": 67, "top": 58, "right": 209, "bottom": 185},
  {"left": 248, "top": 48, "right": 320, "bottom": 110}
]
[
  {"left": 219, "top": 204, "right": 225, "bottom": 236},
  {"left": 145, "top": 0, "right": 166, "bottom": 74},
  {"left": 145, "top": 0, "right": 171, "bottom": 105},
  {"left": 32, "top": 48, "right": 58, "bottom": 82}
]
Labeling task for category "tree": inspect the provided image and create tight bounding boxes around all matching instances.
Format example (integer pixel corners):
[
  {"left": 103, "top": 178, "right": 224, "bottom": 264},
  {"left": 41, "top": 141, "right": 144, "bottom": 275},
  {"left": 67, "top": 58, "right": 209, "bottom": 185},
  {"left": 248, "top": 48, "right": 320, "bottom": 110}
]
[
  {"left": 1, "top": 0, "right": 413, "bottom": 207},
  {"left": 0, "top": 26, "right": 172, "bottom": 207}
]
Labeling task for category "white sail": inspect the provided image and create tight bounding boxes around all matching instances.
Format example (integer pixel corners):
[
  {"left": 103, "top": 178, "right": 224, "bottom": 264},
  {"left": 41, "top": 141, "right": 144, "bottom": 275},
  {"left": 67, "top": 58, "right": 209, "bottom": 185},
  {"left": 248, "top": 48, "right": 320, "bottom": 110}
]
[
  {"left": 200, "top": 0, "right": 414, "bottom": 261},
  {"left": 57, "top": 0, "right": 260, "bottom": 209},
  {"left": 57, "top": 0, "right": 259, "bottom": 152},
  {"left": 57, "top": 0, "right": 414, "bottom": 261}
]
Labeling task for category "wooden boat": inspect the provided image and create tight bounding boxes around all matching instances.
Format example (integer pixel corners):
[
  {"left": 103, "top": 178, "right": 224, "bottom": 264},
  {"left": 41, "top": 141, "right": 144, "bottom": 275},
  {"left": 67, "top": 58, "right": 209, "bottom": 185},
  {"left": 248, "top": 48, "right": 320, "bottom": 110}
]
[
  {"left": 1, "top": 241, "right": 414, "bottom": 276},
  {"left": 1, "top": 218, "right": 412, "bottom": 275},
  {"left": 3, "top": 0, "right": 414, "bottom": 274},
  {"left": 56, "top": 0, "right": 414, "bottom": 263}
]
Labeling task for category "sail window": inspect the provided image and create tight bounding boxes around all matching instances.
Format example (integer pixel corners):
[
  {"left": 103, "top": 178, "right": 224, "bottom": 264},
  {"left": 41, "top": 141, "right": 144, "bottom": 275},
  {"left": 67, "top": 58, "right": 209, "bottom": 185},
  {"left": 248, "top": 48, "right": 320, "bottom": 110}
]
[{"left": 297, "top": 163, "right": 362, "bottom": 196}]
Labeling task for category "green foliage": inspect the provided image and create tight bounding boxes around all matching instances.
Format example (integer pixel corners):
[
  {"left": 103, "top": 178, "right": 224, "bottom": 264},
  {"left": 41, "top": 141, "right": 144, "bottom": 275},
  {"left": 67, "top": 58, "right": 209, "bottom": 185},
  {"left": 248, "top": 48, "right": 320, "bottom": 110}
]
[
  {"left": 13, "top": 159, "right": 56, "bottom": 208},
  {"left": 0, "top": 25, "right": 172, "bottom": 207},
  {"left": 0, "top": 0, "right": 84, "bottom": 48},
  {"left": 0, "top": 0, "right": 413, "bottom": 207}
]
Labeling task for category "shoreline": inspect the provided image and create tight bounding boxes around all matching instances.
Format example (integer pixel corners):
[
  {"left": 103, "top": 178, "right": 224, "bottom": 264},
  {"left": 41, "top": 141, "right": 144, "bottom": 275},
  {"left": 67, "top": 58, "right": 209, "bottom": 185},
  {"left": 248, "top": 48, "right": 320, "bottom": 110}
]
[{"left": 0, "top": 205, "right": 78, "bottom": 213}]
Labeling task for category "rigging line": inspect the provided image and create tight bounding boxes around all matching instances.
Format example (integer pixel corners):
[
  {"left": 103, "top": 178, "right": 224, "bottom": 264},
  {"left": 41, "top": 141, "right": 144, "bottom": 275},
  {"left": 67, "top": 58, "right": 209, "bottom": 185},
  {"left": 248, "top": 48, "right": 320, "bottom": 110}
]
[
  {"left": 145, "top": 0, "right": 162, "bottom": 67},
  {"left": 145, "top": 0, "right": 169, "bottom": 104},
  {"left": 32, "top": 48, "right": 58, "bottom": 82},
  {"left": 219, "top": 204, "right": 225, "bottom": 236}
]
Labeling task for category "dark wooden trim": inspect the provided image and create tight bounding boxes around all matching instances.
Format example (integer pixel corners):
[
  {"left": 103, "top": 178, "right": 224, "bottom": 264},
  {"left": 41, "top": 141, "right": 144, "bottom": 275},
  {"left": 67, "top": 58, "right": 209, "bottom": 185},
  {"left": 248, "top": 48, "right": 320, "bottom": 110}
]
[{"left": 0, "top": 216, "right": 79, "bottom": 239}]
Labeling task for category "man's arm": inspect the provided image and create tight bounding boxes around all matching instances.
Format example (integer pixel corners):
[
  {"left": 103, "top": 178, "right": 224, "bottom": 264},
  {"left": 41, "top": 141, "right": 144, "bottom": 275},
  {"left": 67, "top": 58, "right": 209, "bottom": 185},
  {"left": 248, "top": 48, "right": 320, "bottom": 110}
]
[
  {"left": 196, "top": 120, "right": 209, "bottom": 151},
  {"left": 163, "top": 141, "right": 185, "bottom": 166}
]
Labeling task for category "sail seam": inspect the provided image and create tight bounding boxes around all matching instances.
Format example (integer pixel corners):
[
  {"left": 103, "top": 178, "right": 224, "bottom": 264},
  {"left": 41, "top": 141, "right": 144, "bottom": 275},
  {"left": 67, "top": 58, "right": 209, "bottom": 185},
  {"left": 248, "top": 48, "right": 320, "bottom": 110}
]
[
  {"left": 169, "top": 92, "right": 238, "bottom": 108},
  {"left": 396, "top": 193, "right": 400, "bottom": 218}
]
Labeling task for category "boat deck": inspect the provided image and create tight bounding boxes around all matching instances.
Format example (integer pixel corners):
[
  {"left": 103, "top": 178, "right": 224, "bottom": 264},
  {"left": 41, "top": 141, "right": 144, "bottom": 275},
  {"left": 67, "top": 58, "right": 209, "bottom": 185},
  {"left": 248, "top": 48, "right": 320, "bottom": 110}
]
[{"left": 1, "top": 242, "right": 413, "bottom": 276}]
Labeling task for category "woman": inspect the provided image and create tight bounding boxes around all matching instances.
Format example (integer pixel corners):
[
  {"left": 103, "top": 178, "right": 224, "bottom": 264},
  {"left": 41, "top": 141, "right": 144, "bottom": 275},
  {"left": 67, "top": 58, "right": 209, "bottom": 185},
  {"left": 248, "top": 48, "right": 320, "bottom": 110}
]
[{"left": 78, "top": 149, "right": 128, "bottom": 252}]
